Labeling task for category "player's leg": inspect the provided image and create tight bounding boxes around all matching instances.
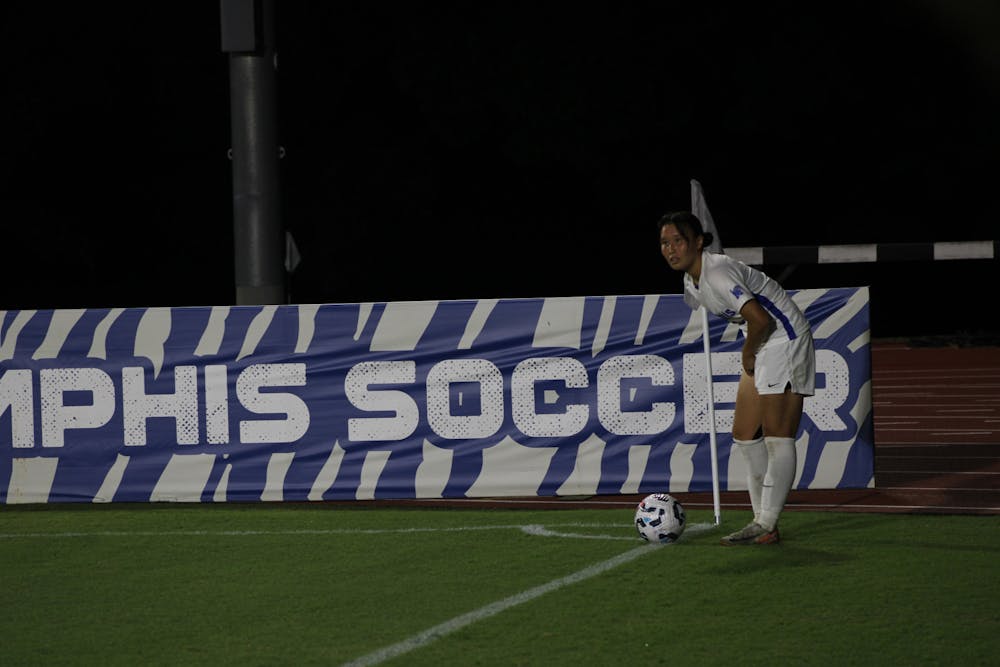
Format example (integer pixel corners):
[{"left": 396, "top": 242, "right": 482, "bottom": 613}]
[
  {"left": 731, "top": 371, "right": 766, "bottom": 521},
  {"left": 721, "top": 372, "right": 768, "bottom": 545},
  {"left": 723, "top": 341, "right": 806, "bottom": 546},
  {"left": 756, "top": 391, "right": 805, "bottom": 536},
  {"left": 755, "top": 333, "right": 815, "bottom": 537}
]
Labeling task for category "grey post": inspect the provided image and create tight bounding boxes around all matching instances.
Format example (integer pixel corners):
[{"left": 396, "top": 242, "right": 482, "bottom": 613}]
[{"left": 220, "top": 0, "right": 285, "bottom": 305}]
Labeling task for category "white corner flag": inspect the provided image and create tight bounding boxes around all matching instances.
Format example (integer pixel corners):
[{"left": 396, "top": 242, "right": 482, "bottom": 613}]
[
  {"left": 690, "top": 179, "right": 723, "bottom": 253},
  {"left": 690, "top": 178, "right": 723, "bottom": 525}
]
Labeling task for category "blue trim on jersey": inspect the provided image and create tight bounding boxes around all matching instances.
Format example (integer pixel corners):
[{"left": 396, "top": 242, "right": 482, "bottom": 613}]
[{"left": 755, "top": 293, "right": 798, "bottom": 339}]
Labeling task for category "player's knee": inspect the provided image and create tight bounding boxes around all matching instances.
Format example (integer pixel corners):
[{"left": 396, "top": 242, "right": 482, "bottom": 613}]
[{"left": 732, "top": 425, "right": 764, "bottom": 441}]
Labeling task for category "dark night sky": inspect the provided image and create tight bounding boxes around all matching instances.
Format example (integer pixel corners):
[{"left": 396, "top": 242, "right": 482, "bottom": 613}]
[{"left": 3, "top": 2, "right": 998, "bottom": 338}]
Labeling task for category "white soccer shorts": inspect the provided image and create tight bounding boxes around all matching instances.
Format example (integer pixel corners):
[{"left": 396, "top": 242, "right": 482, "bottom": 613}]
[{"left": 754, "top": 331, "right": 816, "bottom": 396}]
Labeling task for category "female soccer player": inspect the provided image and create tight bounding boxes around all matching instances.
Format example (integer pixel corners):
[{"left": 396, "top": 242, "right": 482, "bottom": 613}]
[{"left": 658, "top": 211, "right": 815, "bottom": 545}]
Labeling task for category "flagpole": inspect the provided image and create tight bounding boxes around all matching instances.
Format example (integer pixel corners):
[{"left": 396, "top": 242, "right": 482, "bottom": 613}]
[
  {"left": 700, "top": 306, "right": 722, "bottom": 525},
  {"left": 691, "top": 179, "right": 722, "bottom": 525}
]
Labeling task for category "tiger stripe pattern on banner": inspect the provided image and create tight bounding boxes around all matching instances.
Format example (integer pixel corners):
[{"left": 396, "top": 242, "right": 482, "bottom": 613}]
[{"left": 1, "top": 289, "right": 873, "bottom": 504}]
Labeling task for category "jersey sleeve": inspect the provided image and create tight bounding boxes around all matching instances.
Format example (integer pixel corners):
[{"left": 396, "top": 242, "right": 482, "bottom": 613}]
[{"left": 705, "top": 259, "right": 754, "bottom": 318}]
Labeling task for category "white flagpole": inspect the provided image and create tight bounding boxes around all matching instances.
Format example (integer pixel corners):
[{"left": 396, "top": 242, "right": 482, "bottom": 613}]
[
  {"left": 700, "top": 306, "right": 722, "bottom": 526},
  {"left": 691, "top": 179, "right": 722, "bottom": 525}
]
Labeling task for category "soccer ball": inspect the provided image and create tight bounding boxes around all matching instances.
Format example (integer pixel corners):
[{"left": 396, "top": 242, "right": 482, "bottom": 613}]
[{"left": 634, "top": 493, "right": 686, "bottom": 543}]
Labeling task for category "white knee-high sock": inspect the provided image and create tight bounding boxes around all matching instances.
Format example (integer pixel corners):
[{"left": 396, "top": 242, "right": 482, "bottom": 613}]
[
  {"left": 733, "top": 437, "right": 767, "bottom": 521},
  {"left": 758, "top": 436, "right": 797, "bottom": 531}
]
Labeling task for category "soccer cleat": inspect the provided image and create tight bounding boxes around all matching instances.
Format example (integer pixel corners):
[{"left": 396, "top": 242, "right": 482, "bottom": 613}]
[
  {"left": 752, "top": 526, "right": 780, "bottom": 545},
  {"left": 720, "top": 522, "right": 780, "bottom": 546}
]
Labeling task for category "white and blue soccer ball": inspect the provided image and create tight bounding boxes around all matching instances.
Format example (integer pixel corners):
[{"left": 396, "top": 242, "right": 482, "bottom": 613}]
[{"left": 634, "top": 493, "right": 686, "bottom": 543}]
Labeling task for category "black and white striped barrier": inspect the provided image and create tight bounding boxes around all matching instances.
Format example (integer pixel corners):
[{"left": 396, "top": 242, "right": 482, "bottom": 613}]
[{"left": 725, "top": 240, "right": 997, "bottom": 266}]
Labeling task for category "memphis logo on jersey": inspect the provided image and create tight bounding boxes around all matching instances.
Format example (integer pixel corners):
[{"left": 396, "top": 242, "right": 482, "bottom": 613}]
[{"left": 0, "top": 289, "right": 873, "bottom": 504}]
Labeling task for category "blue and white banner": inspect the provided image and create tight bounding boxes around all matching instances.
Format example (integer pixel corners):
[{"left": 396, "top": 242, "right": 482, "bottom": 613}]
[{"left": 1, "top": 288, "right": 872, "bottom": 504}]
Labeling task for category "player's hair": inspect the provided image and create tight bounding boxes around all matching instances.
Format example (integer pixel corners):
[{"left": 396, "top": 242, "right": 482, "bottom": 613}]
[{"left": 657, "top": 211, "right": 714, "bottom": 249}]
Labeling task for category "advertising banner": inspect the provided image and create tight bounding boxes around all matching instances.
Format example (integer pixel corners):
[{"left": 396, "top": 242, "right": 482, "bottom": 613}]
[{"left": 1, "top": 288, "right": 872, "bottom": 503}]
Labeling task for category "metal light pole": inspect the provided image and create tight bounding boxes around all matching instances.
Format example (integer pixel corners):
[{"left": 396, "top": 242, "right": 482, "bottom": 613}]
[{"left": 220, "top": 0, "right": 285, "bottom": 305}]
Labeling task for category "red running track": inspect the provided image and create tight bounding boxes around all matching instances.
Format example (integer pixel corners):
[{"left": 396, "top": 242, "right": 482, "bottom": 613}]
[{"left": 853, "top": 341, "right": 1000, "bottom": 514}]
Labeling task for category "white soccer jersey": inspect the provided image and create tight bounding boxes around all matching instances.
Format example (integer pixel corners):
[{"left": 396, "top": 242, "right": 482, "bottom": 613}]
[{"left": 682, "top": 251, "right": 810, "bottom": 346}]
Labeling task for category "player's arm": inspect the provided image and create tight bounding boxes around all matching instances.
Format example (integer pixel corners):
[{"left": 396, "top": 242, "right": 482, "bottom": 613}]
[{"left": 739, "top": 299, "right": 775, "bottom": 375}]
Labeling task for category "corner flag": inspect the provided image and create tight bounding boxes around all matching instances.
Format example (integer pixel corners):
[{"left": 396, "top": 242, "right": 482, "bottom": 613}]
[{"left": 690, "top": 179, "right": 723, "bottom": 253}]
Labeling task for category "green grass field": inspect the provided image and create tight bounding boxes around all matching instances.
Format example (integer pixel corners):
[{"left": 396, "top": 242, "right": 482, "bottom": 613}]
[{"left": 2, "top": 503, "right": 997, "bottom": 666}]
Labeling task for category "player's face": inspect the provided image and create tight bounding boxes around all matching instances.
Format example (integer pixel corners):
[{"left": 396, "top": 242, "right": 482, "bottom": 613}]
[{"left": 660, "top": 224, "right": 698, "bottom": 273}]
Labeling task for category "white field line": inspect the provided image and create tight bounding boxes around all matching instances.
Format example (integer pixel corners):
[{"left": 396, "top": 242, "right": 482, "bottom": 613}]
[
  {"left": 0, "top": 521, "right": 719, "bottom": 541},
  {"left": 340, "top": 522, "right": 716, "bottom": 667},
  {"left": 0, "top": 522, "right": 625, "bottom": 540},
  {"left": 0, "top": 520, "right": 716, "bottom": 665}
]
